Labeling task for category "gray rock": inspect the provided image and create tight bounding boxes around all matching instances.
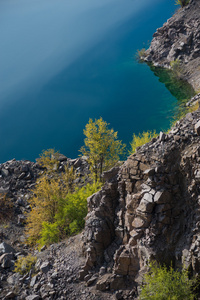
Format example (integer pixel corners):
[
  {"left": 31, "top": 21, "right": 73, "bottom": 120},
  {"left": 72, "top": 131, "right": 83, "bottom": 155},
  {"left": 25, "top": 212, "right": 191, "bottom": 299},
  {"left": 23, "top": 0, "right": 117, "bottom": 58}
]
[
  {"left": 30, "top": 275, "right": 38, "bottom": 288},
  {"left": 195, "top": 120, "right": 200, "bottom": 135},
  {"left": 7, "top": 273, "right": 21, "bottom": 285},
  {"left": 159, "top": 131, "right": 166, "bottom": 142},
  {"left": 0, "top": 253, "right": 14, "bottom": 268},
  {"left": 5, "top": 291, "right": 16, "bottom": 299},
  {"left": 26, "top": 295, "right": 40, "bottom": 300},
  {"left": 40, "top": 261, "right": 50, "bottom": 273},
  {"left": 0, "top": 242, "right": 15, "bottom": 255},
  {"left": 1, "top": 168, "right": 9, "bottom": 177}
]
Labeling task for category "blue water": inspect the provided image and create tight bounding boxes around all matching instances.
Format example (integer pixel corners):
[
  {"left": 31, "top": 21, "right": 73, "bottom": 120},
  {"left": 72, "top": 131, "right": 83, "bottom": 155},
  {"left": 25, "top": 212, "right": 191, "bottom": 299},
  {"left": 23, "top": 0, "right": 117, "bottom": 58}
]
[{"left": 0, "top": 0, "right": 189, "bottom": 162}]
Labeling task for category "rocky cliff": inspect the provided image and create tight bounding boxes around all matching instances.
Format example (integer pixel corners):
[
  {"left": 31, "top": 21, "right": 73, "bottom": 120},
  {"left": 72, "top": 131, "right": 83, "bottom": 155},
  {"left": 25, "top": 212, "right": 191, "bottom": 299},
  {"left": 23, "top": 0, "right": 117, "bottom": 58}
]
[
  {"left": 81, "top": 108, "right": 200, "bottom": 297},
  {"left": 2, "top": 2, "right": 200, "bottom": 299},
  {"left": 144, "top": 0, "right": 200, "bottom": 90}
]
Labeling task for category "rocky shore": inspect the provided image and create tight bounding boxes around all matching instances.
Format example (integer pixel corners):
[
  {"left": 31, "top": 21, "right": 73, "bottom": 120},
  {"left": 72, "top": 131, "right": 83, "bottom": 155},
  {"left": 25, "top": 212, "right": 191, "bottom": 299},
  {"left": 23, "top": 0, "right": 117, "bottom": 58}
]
[{"left": 144, "top": 0, "right": 200, "bottom": 91}]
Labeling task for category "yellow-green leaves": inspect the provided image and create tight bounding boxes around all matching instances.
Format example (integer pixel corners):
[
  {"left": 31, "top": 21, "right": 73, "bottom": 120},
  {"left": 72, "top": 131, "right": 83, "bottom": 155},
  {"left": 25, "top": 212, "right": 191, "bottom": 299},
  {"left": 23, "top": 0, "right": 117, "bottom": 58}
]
[
  {"left": 130, "top": 130, "right": 157, "bottom": 154},
  {"left": 140, "top": 262, "right": 196, "bottom": 300},
  {"left": 80, "top": 117, "right": 126, "bottom": 181},
  {"left": 175, "top": 0, "right": 189, "bottom": 8}
]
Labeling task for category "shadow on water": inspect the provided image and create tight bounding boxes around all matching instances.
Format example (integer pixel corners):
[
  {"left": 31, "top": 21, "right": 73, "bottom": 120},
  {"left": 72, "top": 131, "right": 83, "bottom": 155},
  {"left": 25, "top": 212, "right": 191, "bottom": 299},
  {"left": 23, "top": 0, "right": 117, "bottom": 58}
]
[{"left": 148, "top": 63, "right": 195, "bottom": 102}]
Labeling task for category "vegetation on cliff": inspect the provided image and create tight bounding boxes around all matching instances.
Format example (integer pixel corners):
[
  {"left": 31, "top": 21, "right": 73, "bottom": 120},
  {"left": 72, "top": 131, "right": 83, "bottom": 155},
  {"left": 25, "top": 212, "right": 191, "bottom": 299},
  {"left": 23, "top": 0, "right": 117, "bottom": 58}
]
[
  {"left": 140, "top": 262, "right": 196, "bottom": 300},
  {"left": 25, "top": 149, "right": 102, "bottom": 247},
  {"left": 176, "top": 0, "right": 190, "bottom": 8},
  {"left": 80, "top": 117, "right": 126, "bottom": 182},
  {"left": 130, "top": 130, "right": 157, "bottom": 153}
]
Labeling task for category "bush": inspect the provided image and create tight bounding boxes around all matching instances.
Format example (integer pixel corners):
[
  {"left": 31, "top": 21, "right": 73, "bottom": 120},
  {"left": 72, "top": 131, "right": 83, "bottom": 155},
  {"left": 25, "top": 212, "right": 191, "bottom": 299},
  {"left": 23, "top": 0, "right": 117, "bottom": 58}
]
[
  {"left": 175, "top": 0, "right": 190, "bottom": 8},
  {"left": 14, "top": 254, "right": 37, "bottom": 275},
  {"left": 26, "top": 170, "right": 102, "bottom": 247},
  {"left": 36, "top": 149, "right": 61, "bottom": 174},
  {"left": 170, "top": 59, "right": 183, "bottom": 79},
  {"left": 136, "top": 48, "right": 146, "bottom": 61},
  {"left": 130, "top": 130, "right": 157, "bottom": 154},
  {"left": 38, "top": 181, "right": 102, "bottom": 246},
  {"left": 139, "top": 262, "right": 196, "bottom": 300}
]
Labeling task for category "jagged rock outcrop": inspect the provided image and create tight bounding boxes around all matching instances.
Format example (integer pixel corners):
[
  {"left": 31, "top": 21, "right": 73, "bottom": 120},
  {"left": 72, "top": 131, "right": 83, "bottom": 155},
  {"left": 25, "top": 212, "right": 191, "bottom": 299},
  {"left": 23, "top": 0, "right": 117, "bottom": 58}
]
[
  {"left": 81, "top": 107, "right": 200, "bottom": 296},
  {"left": 144, "top": 0, "right": 200, "bottom": 90}
]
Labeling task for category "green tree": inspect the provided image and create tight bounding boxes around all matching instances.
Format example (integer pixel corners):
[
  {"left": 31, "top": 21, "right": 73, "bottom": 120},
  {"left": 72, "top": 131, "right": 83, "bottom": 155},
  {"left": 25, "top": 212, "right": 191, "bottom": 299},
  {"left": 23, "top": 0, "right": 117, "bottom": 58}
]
[
  {"left": 80, "top": 117, "right": 126, "bottom": 181},
  {"left": 175, "top": 0, "right": 190, "bottom": 7},
  {"left": 139, "top": 262, "right": 196, "bottom": 300},
  {"left": 36, "top": 148, "right": 60, "bottom": 174}
]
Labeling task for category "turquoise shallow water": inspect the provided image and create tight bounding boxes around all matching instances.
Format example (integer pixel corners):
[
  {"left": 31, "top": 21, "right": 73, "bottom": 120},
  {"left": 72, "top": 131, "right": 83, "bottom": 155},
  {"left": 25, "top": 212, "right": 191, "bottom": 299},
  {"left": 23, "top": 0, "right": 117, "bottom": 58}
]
[{"left": 0, "top": 0, "right": 193, "bottom": 162}]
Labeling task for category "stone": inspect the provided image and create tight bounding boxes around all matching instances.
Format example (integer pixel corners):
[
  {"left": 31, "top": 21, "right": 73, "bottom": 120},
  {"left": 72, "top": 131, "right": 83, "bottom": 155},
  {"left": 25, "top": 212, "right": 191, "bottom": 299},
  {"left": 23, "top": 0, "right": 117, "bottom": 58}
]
[
  {"left": 143, "top": 193, "right": 153, "bottom": 203},
  {"left": 0, "top": 242, "right": 15, "bottom": 255},
  {"left": 26, "top": 295, "right": 40, "bottom": 300},
  {"left": 154, "top": 190, "right": 171, "bottom": 204},
  {"left": 96, "top": 274, "right": 111, "bottom": 291},
  {"left": 5, "top": 292, "right": 16, "bottom": 299},
  {"left": 30, "top": 275, "right": 38, "bottom": 288},
  {"left": 1, "top": 168, "right": 9, "bottom": 177},
  {"left": 40, "top": 261, "right": 50, "bottom": 273},
  {"left": 7, "top": 273, "right": 21, "bottom": 285},
  {"left": 136, "top": 199, "right": 154, "bottom": 213},
  {"left": 132, "top": 217, "right": 146, "bottom": 229},
  {"left": 159, "top": 131, "right": 166, "bottom": 141},
  {"left": 195, "top": 120, "right": 200, "bottom": 135},
  {"left": 0, "top": 253, "right": 14, "bottom": 268},
  {"left": 143, "top": 168, "right": 155, "bottom": 176}
]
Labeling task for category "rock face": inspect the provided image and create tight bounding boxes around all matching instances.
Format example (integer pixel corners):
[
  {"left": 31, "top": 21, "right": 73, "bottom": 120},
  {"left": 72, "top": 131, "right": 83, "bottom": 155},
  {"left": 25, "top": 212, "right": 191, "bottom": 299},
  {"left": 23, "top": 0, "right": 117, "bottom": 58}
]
[
  {"left": 144, "top": 0, "right": 200, "bottom": 90},
  {"left": 81, "top": 108, "right": 200, "bottom": 294}
]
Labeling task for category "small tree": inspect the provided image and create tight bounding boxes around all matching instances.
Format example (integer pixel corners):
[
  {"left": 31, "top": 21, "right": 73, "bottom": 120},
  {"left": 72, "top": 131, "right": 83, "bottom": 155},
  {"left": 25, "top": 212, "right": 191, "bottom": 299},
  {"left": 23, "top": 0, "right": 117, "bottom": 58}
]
[
  {"left": 36, "top": 149, "right": 60, "bottom": 174},
  {"left": 175, "top": 0, "right": 190, "bottom": 8},
  {"left": 80, "top": 117, "right": 125, "bottom": 181}
]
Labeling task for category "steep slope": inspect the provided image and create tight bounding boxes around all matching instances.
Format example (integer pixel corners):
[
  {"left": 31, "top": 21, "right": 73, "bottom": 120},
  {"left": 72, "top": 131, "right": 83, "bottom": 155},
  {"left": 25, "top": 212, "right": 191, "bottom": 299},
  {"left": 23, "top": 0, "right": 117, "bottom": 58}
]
[{"left": 81, "top": 108, "right": 200, "bottom": 297}]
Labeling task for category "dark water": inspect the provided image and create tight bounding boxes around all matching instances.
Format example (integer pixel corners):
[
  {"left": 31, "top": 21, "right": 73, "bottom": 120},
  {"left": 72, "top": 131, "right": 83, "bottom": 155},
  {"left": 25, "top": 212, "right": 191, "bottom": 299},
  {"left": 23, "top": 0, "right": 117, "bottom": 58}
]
[{"left": 0, "top": 0, "right": 194, "bottom": 162}]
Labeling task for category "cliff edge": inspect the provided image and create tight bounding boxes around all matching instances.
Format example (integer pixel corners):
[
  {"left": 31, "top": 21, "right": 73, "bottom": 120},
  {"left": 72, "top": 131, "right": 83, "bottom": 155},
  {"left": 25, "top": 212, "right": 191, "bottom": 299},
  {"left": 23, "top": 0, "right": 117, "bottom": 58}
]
[
  {"left": 81, "top": 109, "right": 200, "bottom": 297},
  {"left": 144, "top": 0, "right": 200, "bottom": 90}
]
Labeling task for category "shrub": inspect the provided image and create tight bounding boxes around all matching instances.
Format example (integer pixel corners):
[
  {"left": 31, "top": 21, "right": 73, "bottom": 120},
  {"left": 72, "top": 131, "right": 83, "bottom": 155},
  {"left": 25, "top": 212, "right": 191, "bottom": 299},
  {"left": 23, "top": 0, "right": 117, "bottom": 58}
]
[
  {"left": 139, "top": 262, "right": 196, "bottom": 300},
  {"left": 136, "top": 48, "right": 146, "bottom": 61},
  {"left": 168, "top": 100, "right": 199, "bottom": 131},
  {"left": 130, "top": 130, "right": 157, "bottom": 154},
  {"left": 36, "top": 149, "right": 61, "bottom": 174},
  {"left": 170, "top": 59, "right": 183, "bottom": 79},
  {"left": 25, "top": 176, "right": 67, "bottom": 245},
  {"left": 14, "top": 254, "right": 37, "bottom": 275},
  {"left": 26, "top": 170, "right": 102, "bottom": 247},
  {"left": 175, "top": 0, "right": 190, "bottom": 8},
  {"left": 38, "top": 181, "right": 102, "bottom": 246}
]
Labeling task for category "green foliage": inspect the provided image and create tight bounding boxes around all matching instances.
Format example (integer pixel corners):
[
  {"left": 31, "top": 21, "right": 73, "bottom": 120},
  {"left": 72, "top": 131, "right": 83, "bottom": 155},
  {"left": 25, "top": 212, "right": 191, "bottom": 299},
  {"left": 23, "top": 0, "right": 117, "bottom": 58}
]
[
  {"left": 175, "top": 0, "right": 190, "bottom": 8},
  {"left": 170, "top": 59, "right": 183, "bottom": 79},
  {"left": 130, "top": 130, "right": 157, "bottom": 154},
  {"left": 36, "top": 149, "right": 60, "bottom": 173},
  {"left": 39, "top": 222, "right": 60, "bottom": 245},
  {"left": 14, "top": 254, "right": 37, "bottom": 275},
  {"left": 139, "top": 262, "right": 196, "bottom": 300},
  {"left": 38, "top": 181, "right": 102, "bottom": 246},
  {"left": 168, "top": 100, "right": 199, "bottom": 131},
  {"left": 80, "top": 117, "right": 126, "bottom": 181},
  {"left": 136, "top": 48, "right": 146, "bottom": 60},
  {"left": 26, "top": 165, "right": 102, "bottom": 246}
]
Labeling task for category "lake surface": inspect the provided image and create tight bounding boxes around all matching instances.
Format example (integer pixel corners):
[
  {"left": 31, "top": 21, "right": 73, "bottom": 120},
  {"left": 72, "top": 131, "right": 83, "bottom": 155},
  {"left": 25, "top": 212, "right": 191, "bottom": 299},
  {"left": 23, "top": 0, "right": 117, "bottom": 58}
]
[{"left": 0, "top": 0, "right": 193, "bottom": 162}]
